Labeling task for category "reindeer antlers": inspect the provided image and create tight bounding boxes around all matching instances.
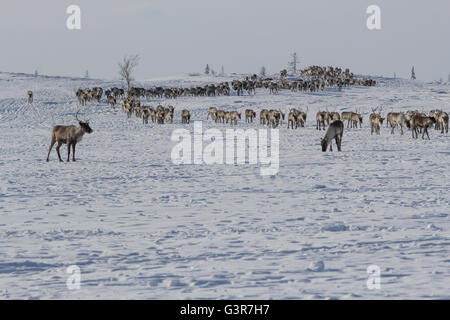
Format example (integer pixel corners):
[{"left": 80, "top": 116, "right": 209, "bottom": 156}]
[{"left": 75, "top": 110, "right": 90, "bottom": 123}]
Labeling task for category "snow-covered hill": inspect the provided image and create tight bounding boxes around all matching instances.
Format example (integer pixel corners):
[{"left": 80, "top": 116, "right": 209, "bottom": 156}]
[{"left": 0, "top": 72, "right": 449, "bottom": 299}]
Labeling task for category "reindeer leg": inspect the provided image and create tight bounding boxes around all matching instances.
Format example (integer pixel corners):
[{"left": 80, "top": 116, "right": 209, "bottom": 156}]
[
  {"left": 67, "top": 142, "right": 71, "bottom": 162},
  {"left": 56, "top": 142, "right": 63, "bottom": 162},
  {"left": 72, "top": 143, "right": 76, "bottom": 161},
  {"left": 46, "top": 135, "right": 56, "bottom": 162}
]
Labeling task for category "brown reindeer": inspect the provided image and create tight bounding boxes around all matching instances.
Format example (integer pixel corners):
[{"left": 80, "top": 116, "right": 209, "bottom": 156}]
[
  {"left": 245, "top": 109, "right": 256, "bottom": 123},
  {"left": 107, "top": 95, "right": 116, "bottom": 108},
  {"left": 411, "top": 115, "right": 436, "bottom": 139},
  {"left": 229, "top": 111, "right": 241, "bottom": 125},
  {"left": 316, "top": 112, "right": 326, "bottom": 130},
  {"left": 260, "top": 109, "right": 268, "bottom": 125},
  {"left": 349, "top": 112, "right": 363, "bottom": 128},
  {"left": 288, "top": 111, "right": 298, "bottom": 129},
  {"left": 216, "top": 110, "right": 226, "bottom": 123},
  {"left": 46, "top": 111, "right": 93, "bottom": 162},
  {"left": 181, "top": 109, "right": 190, "bottom": 124}
]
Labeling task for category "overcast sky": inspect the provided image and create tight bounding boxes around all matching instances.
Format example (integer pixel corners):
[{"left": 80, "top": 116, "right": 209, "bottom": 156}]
[{"left": 0, "top": 0, "right": 449, "bottom": 81}]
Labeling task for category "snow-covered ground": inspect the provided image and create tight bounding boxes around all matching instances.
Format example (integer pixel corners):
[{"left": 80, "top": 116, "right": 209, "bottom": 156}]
[{"left": 0, "top": 72, "right": 449, "bottom": 299}]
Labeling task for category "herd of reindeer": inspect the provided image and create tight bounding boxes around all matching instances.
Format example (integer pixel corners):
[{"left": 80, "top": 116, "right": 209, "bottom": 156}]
[{"left": 34, "top": 65, "right": 448, "bottom": 161}]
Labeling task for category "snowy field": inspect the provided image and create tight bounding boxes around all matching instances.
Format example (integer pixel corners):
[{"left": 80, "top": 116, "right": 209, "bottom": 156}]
[{"left": 0, "top": 72, "right": 449, "bottom": 299}]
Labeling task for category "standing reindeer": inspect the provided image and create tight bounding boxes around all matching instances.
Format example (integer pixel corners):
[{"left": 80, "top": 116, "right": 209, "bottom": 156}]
[
  {"left": 27, "top": 90, "right": 33, "bottom": 104},
  {"left": 411, "top": 115, "right": 436, "bottom": 139},
  {"left": 321, "top": 120, "right": 344, "bottom": 152},
  {"left": 369, "top": 107, "right": 384, "bottom": 135},
  {"left": 46, "top": 111, "right": 93, "bottom": 162}
]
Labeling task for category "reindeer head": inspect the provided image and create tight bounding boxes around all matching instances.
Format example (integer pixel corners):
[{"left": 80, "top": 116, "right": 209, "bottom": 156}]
[{"left": 76, "top": 111, "right": 93, "bottom": 134}]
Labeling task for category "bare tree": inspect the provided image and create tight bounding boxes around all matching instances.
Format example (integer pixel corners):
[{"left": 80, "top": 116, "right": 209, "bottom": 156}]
[
  {"left": 85, "top": 70, "right": 89, "bottom": 79},
  {"left": 220, "top": 66, "right": 225, "bottom": 76},
  {"left": 288, "top": 52, "right": 300, "bottom": 75},
  {"left": 118, "top": 54, "right": 140, "bottom": 91},
  {"left": 205, "top": 64, "right": 210, "bottom": 75},
  {"left": 411, "top": 66, "right": 416, "bottom": 80}
]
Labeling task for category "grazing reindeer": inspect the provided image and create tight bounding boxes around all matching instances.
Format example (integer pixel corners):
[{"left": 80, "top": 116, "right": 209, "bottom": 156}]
[
  {"left": 411, "top": 114, "right": 436, "bottom": 139},
  {"left": 46, "top": 111, "right": 93, "bottom": 162},
  {"left": 245, "top": 109, "right": 256, "bottom": 123},
  {"left": 181, "top": 109, "right": 190, "bottom": 124},
  {"left": 321, "top": 120, "right": 344, "bottom": 152},
  {"left": 27, "top": 90, "right": 33, "bottom": 103},
  {"left": 297, "top": 111, "right": 307, "bottom": 127}
]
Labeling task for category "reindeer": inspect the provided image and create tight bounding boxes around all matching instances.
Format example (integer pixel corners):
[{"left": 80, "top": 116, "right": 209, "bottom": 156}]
[
  {"left": 349, "top": 112, "right": 363, "bottom": 128},
  {"left": 321, "top": 120, "right": 344, "bottom": 152},
  {"left": 389, "top": 113, "right": 410, "bottom": 135},
  {"left": 165, "top": 108, "right": 174, "bottom": 124},
  {"left": 107, "top": 95, "right": 116, "bottom": 108},
  {"left": 330, "top": 112, "right": 340, "bottom": 121},
  {"left": 341, "top": 112, "right": 353, "bottom": 128},
  {"left": 141, "top": 107, "right": 150, "bottom": 124},
  {"left": 437, "top": 112, "right": 449, "bottom": 133},
  {"left": 260, "top": 109, "right": 269, "bottom": 125},
  {"left": 245, "top": 109, "right": 256, "bottom": 123},
  {"left": 216, "top": 110, "right": 226, "bottom": 123},
  {"left": 288, "top": 111, "right": 298, "bottom": 129},
  {"left": 181, "top": 109, "right": 190, "bottom": 124},
  {"left": 410, "top": 114, "right": 436, "bottom": 139},
  {"left": 46, "top": 111, "right": 93, "bottom": 162},
  {"left": 207, "top": 107, "right": 217, "bottom": 120},
  {"left": 297, "top": 111, "right": 307, "bottom": 127},
  {"left": 369, "top": 112, "right": 384, "bottom": 135},
  {"left": 156, "top": 110, "right": 165, "bottom": 124},
  {"left": 27, "top": 90, "right": 33, "bottom": 104},
  {"left": 267, "top": 110, "right": 283, "bottom": 128},
  {"left": 316, "top": 112, "right": 326, "bottom": 130},
  {"left": 229, "top": 111, "right": 241, "bottom": 125}
]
